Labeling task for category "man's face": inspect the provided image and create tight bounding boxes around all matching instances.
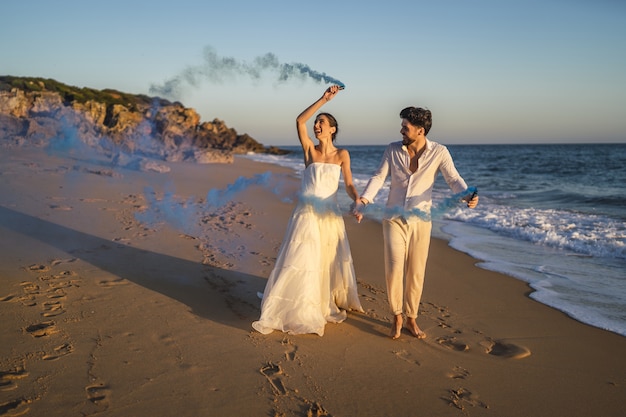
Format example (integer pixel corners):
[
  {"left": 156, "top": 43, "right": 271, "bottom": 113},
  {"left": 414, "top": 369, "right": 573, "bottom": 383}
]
[{"left": 400, "top": 119, "right": 423, "bottom": 145}]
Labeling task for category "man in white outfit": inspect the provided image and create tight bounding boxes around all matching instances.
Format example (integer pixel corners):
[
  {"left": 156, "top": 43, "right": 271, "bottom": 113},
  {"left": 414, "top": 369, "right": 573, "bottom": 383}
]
[{"left": 353, "top": 106, "right": 479, "bottom": 339}]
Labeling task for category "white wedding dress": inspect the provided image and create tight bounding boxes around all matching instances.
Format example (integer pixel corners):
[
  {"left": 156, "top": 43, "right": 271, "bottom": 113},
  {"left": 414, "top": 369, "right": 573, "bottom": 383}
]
[{"left": 252, "top": 163, "right": 363, "bottom": 336}]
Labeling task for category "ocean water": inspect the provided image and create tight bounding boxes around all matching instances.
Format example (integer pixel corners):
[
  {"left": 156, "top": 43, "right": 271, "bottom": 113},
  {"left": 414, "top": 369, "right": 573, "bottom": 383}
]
[{"left": 243, "top": 143, "right": 626, "bottom": 337}]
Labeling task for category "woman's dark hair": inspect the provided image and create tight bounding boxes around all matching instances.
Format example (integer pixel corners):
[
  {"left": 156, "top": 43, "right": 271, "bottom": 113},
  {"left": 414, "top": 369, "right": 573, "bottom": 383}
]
[
  {"left": 400, "top": 107, "right": 432, "bottom": 135},
  {"left": 317, "top": 112, "right": 339, "bottom": 142}
]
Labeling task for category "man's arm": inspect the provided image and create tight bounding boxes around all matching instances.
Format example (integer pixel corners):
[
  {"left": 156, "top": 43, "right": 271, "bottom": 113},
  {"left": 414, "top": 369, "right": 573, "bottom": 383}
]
[{"left": 439, "top": 147, "right": 479, "bottom": 208}]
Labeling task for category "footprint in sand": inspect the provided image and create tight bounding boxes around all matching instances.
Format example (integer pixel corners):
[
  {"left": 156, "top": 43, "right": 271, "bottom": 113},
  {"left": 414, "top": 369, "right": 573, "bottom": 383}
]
[
  {"left": 49, "top": 204, "right": 73, "bottom": 211},
  {"left": 156, "top": 334, "right": 176, "bottom": 347},
  {"left": 436, "top": 335, "right": 470, "bottom": 352},
  {"left": 358, "top": 280, "right": 384, "bottom": 295},
  {"left": 27, "top": 264, "right": 50, "bottom": 273},
  {"left": 392, "top": 349, "right": 421, "bottom": 366},
  {"left": 282, "top": 344, "right": 297, "bottom": 362},
  {"left": 260, "top": 362, "right": 287, "bottom": 395},
  {"left": 0, "top": 367, "right": 29, "bottom": 392},
  {"left": 424, "top": 302, "right": 454, "bottom": 330},
  {"left": 481, "top": 339, "right": 531, "bottom": 359},
  {"left": 50, "top": 258, "right": 77, "bottom": 266},
  {"left": 97, "top": 278, "right": 129, "bottom": 287},
  {"left": 52, "top": 270, "right": 77, "bottom": 279},
  {"left": 24, "top": 321, "right": 57, "bottom": 338},
  {"left": 446, "top": 387, "right": 489, "bottom": 410},
  {"left": 48, "top": 279, "right": 79, "bottom": 290},
  {"left": 46, "top": 288, "right": 67, "bottom": 299},
  {"left": 17, "top": 295, "right": 37, "bottom": 307},
  {"left": 360, "top": 294, "right": 376, "bottom": 303},
  {"left": 280, "top": 338, "right": 298, "bottom": 361},
  {"left": 37, "top": 275, "right": 54, "bottom": 282},
  {"left": 0, "top": 294, "right": 17, "bottom": 302},
  {"left": 447, "top": 366, "right": 470, "bottom": 380},
  {"left": 250, "top": 251, "right": 274, "bottom": 268},
  {"left": 43, "top": 343, "right": 73, "bottom": 361},
  {"left": 19, "top": 282, "right": 40, "bottom": 295},
  {"left": 306, "top": 402, "right": 330, "bottom": 417},
  {"left": 41, "top": 300, "right": 66, "bottom": 317},
  {"left": 36, "top": 269, "right": 80, "bottom": 289},
  {"left": 0, "top": 397, "right": 32, "bottom": 416},
  {"left": 86, "top": 383, "right": 111, "bottom": 407}
]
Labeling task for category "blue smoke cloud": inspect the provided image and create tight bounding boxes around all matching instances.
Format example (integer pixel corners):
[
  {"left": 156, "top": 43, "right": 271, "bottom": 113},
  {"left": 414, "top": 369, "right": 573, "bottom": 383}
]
[
  {"left": 135, "top": 172, "right": 476, "bottom": 239},
  {"left": 42, "top": 100, "right": 193, "bottom": 173},
  {"left": 206, "top": 172, "right": 273, "bottom": 208},
  {"left": 135, "top": 183, "right": 202, "bottom": 236},
  {"left": 44, "top": 118, "right": 102, "bottom": 160},
  {"left": 135, "top": 172, "right": 297, "bottom": 237},
  {"left": 360, "top": 186, "right": 478, "bottom": 221},
  {"left": 149, "top": 46, "right": 345, "bottom": 99}
]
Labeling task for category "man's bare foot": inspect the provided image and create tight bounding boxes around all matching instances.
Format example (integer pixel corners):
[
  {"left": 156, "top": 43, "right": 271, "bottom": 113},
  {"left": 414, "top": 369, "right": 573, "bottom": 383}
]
[
  {"left": 390, "top": 315, "right": 403, "bottom": 339},
  {"left": 405, "top": 318, "right": 426, "bottom": 339}
]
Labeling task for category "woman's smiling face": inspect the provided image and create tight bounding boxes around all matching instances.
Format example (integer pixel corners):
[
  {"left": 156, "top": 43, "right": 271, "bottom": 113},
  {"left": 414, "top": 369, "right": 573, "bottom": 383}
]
[{"left": 314, "top": 115, "right": 336, "bottom": 140}]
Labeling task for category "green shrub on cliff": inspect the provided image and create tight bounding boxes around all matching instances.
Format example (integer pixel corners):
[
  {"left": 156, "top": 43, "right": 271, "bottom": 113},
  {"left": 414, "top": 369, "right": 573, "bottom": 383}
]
[{"left": 0, "top": 75, "right": 169, "bottom": 111}]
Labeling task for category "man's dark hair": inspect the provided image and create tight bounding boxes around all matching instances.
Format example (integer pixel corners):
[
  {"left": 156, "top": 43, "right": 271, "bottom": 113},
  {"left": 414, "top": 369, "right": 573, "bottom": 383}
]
[{"left": 400, "top": 107, "right": 432, "bottom": 135}]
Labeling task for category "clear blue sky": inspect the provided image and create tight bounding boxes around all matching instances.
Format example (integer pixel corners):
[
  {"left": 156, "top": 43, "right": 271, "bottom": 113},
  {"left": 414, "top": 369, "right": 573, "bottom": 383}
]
[{"left": 2, "top": 0, "right": 625, "bottom": 146}]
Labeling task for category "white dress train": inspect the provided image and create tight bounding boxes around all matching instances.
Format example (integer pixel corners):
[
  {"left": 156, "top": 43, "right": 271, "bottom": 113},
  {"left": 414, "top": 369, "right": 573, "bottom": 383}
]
[{"left": 252, "top": 162, "right": 363, "bottom": 336}]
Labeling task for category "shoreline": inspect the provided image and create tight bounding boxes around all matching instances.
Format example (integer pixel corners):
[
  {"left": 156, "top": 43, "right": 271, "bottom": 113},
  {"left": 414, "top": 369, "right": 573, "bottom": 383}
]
[{"left": 1, "top": 148, "right": 624, "bottom": 416}]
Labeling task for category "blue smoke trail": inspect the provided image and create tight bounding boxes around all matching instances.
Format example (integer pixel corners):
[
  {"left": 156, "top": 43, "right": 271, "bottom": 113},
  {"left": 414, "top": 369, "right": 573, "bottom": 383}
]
[
  {"left": 278, "top": 63, "right": 345, "bottom": 87},
  {"left": 297, "top": 194, "right": 344, "bottom": 215},
  {"left": 44, "top": 118, "right": 101, "bottom": 160},
  {"left": 135, "top": 172, "right": 297, "bottom": 237},
  {"left": 135, "top": 184, "right": 202, "bottom": 236},
  {"left": 206, "top": 172, "right": 273, "bottom": 208},
  {"left": 359, "top": 186, "right": 478, "bottom": 221},
  {"left": 150, "top": 46, "right": 345, "bottom": 99},
  {"left": 135, "top": 172, "right": 477, "bottom": 238},
  {"left": 42, "top": 97, "right": 216, "bottom": 174}
]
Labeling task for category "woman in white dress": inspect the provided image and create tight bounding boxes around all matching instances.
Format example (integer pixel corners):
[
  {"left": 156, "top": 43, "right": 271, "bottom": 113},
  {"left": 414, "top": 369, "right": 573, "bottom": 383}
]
[{"left": 252, "top": 85, "right": 364, "bottom": 336}]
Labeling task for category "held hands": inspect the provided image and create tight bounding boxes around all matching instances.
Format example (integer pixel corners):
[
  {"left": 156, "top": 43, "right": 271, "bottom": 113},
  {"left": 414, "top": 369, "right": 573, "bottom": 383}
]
[{"left": 351, "top": 198, "right": 367, "bottom": 223}]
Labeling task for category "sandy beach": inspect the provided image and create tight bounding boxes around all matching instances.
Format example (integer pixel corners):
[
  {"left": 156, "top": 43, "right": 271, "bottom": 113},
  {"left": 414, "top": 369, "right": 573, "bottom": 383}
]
[{"left": 1, "top": 147, "right": 624, "bottom": 417}]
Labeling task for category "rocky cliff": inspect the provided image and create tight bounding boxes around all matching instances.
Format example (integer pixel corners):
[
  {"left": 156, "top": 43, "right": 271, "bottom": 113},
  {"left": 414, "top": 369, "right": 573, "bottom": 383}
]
[{"left": 0, "top": 76, "right": 288, "bottom": 163}]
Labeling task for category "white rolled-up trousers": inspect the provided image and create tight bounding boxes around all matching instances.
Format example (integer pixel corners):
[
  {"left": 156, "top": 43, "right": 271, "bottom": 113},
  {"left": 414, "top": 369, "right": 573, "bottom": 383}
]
[{"left": 382, "top": 217, "right": 432, "bottom": 318}]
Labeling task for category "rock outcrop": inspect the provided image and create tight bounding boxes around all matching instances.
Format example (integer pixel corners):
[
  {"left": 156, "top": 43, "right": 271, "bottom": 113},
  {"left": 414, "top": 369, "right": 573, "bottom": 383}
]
[{"left": 0, "top": 76, "right": 289, "bottom": 163}]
